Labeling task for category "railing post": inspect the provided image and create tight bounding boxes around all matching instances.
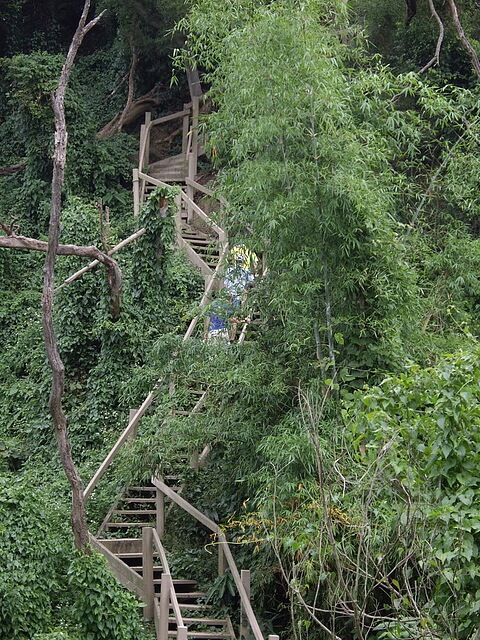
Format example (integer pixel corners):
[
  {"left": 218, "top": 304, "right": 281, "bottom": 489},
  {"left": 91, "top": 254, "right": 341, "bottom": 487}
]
[
  {"left": 175, "top": 193, "right": 183, "bottom": 233},
  {"left": 187, "top": 96, "right": 200, "bottom": 224},
  {"left": 156, "top": 486, "right": 165, "bottom": 538},
  {"left": 178, "top": 626, "right": 188, "bottom": 640},
  {"left": 218, "top": 535, "right": 226, "bottom": 576},
  {"left": 143, "top": 527, "right": 154, "bottom": 620},
  {"left": 128, "top": 409, "right": 138, "bottom": 441},
  {"left": 144, "top": 111, "right": 151, "bottom": 171},
  {"left": 182, "top": 103, "right": 190, "bottom": 154},
  {"left": 133, "top": 168, "right": 140, "bottom": 218},
  {"left": 268, "top": 635, "right": 280, "bottom": 640},
  {"left": 187, "top": 154, "right": 195, "bottom": 224},
  {"left": 159, "top": 572, "right": 171, "bottom": 640},
  {"left": 240, "top": 570, "right": 251, "bottom": 639}
]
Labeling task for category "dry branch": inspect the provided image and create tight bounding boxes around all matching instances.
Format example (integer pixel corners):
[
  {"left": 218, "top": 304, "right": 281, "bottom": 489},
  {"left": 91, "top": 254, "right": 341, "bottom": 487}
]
[
  {"left": 97, "top": 86, "right": 163, "bottom": 138},
  {"left": 0, "top": 233, "right": 122, "bottom": 312},
  {"left": 419, "top": 0, "right": 445, "bottom": 73},
  {"left": 43, "top": 0, "right": 105, "bottom": 552},
  {"left": 0, "top": 161, "right": 27, "bottom": 176},
  {"left": 448, "top": 0, "right": 480, "bottom": 80},
  {"left": 56, "top": 227, "right": 145, "bottom": 290}
]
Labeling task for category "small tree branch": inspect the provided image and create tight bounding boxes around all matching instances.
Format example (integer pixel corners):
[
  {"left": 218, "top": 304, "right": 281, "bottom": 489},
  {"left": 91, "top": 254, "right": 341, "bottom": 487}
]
[
  {"left": 419, "top": 0, "right": 445, "bottom": 73},
  {"left": 447, "top": 0, "right": 480, "bottom": 79},
  {"left": 56, "top": 227, "right": 145, "bottom": 290},
  {"left": 0, "top": 161, "right": 27, "bottom": 176},
  {"left": 96, "top": 86, "right": 163, "bottom": 138},
  {"left": 0, "top": 233, "right": 122, "bottom": 313}
]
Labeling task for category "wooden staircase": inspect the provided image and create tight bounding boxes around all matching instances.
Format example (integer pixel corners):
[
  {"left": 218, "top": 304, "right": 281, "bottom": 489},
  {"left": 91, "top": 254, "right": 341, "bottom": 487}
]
[
  {"left": 83, "top": 89, "right": 273, "bottom": 640},
  {"left": 150, "top": 154, "right": 188, "bottom": 183},
  {"left": 93, "top": 476, "right": 237, "bottom": 640}
]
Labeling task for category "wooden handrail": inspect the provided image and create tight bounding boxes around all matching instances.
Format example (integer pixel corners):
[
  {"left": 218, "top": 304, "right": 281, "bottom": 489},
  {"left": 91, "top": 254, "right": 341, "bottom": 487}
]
[
  {"left": 184, "top": 177, "right": 228, "bottom": 207},
  {"left": 152, "top": 530, "right": 183, "bottom": 626},
  {"left": 83, "top": 389, "right": 157, "bottom": 500},
  {"left": 151, "top": 108, "right": 191, "bottom": 127},
  {"left": 138, "top": 171, "right": 171, "bottom": 189},
  {"left": 180, "top": 191, "right": 226, "bottom": 242},
  {"left": 151, "top": 477, "right": 265, "bottom": 640}
]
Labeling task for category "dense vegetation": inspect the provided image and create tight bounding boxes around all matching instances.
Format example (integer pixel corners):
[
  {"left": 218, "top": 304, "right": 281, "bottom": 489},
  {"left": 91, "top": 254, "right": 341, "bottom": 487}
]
[{"left": 1, "top": 0, "right": 480, "bottom": 638}]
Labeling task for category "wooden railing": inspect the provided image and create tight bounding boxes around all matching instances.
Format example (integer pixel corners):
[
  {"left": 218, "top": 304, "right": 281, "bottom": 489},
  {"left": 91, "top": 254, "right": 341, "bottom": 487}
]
[
  {"left": 134, "top": 97, "right": 203, "bottom": 217},
  {"left": 143, "top": 526, "right": 188, "bottom": 640},
  {"left": 83, "top": 189, "right": 228, "bottom": 500},
  {"left": 152, "top": 477, "right": 270, "bottom": 640}
]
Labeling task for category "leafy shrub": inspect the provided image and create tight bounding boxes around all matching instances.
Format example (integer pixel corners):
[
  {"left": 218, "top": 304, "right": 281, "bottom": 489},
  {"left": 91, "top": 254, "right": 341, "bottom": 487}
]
[
  {"left": 0, "top": 474, "right": 66, "bottom": 639},
  {"left": 68, "top": 550, "right": 144, "bottom": 640}
]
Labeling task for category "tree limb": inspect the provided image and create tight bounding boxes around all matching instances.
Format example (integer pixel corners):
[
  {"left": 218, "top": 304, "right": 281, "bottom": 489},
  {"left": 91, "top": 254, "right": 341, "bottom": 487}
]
[
  {"left": 419, "top": 0, "right": 445, "bottom": 73},
  {"left": 447, "top": 0, "right": 480, "bottom": 80},
  {"left": 43, "top": 0, "right": 105, "bottom": 552},
  {"left": 0, "top": 233, "right": 122, "bottom": 313},
  {"left": 97, "top": 86, "right": 163, "bottom": 138},
  {"left": 0, "top": 161, "right": 27, "bottom": 176}
]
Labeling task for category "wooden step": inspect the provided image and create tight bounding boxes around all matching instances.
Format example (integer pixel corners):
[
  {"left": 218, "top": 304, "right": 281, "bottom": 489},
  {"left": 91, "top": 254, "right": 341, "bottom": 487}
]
[
  {"left": 105, "top": 522, "right": 152, "bottom": 529},
  {"left": 170, "top": 632, "right": 232, "bottom": 639},
  {"left": 176, "top": 604, "right": 213, "bottom": 612},
  {"left": 153, "top": 579, "right": 198, "bottom": 587},
  {"left": 174, "top": 592, "right": 206, "bottom": 601},
  {"left": 112, "top": 509, "right": 157, "bottom": 515},
  {"left": 168, "top": 618, "right": 228, "bottom": 626}
]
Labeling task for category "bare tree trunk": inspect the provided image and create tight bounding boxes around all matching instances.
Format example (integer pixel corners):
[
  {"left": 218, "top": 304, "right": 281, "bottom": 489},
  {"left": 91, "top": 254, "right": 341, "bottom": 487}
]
[
  {"left": 42, "top": 0, "right": 104, "bottom": 552},
  {"left": 96, "top": 86, "right": 162, "bottom": 138}
]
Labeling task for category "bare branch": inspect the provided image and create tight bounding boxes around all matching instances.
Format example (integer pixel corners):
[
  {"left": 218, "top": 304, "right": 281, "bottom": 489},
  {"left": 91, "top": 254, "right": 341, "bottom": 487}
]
[
  {"left": 0, "top": 161, "right": 27, "bottom": 176},
  {"left": 419, "top": 0, "right": 445, "bottom": 73},
  {"left": 0, "top": 233, "right": 122, "bottom": 313},
  {"left": 448, "top": 0, "right": 480, "bottom": 79},
  {"left": 56, "top": 227, "right": 145, "bottom": 290},
  {"left": 97, "top": 86, "right": 163, "bottom": 138}
]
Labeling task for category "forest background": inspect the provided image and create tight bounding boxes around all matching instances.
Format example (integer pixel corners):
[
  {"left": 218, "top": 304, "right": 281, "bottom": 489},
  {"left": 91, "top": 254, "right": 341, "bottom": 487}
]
[{"left": 1, "top": 0, "right": 480, "bottom": 639}]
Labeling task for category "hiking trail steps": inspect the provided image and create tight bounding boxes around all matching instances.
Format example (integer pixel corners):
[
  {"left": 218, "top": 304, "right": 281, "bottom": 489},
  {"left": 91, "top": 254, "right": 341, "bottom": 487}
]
[{"left": 85, "top": 89, "right": 274, "bottom": 640}]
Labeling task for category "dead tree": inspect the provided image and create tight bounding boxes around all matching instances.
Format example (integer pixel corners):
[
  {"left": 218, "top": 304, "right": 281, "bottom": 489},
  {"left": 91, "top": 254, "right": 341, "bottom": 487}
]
[{"left": 43, "top": 0, "right": 105, "bottom": 552}]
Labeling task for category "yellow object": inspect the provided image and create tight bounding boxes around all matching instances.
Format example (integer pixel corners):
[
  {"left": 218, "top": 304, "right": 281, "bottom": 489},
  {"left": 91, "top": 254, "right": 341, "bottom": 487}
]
[{"left": 230, "top": 245, "right": 257, "bottom": 271}]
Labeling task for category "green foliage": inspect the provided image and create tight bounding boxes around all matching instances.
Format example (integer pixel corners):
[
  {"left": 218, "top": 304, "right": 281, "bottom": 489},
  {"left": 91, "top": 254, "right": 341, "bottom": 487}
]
[
  {"left": 131, "top": 186, "right": 178, "bottom": 301},
  {"left": 68, "top": 550, "right": 143, "bottom": 640},
  {"left": 348, "top": 347, "right": 480, "bottom": 638},
  {"left": 186, "top": 2, "right": 419, "bottom": 383},
  {"left": 0, "top": 473, "right": 69, "bottom": 639}
]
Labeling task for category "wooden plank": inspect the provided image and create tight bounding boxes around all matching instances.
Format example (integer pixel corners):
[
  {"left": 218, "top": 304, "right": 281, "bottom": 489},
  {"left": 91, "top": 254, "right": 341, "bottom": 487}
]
[
  {"left": 159, "top": 573, "right": 171, "bottom": 640},
  {"left": 178, "top": 236, "right": 213, "bottom": 277},
  {"left": 89, "top": 535, "right": 144, "bottom": 599},
  {"left": 138, "top": 171, "right": 172, "bottom": 189},
  {"left": 143, "top": 527, "right": 154, "bottom": 620},
  {"left": 151, "top": 109, "right": 191, "bottom": 127},
  {"left": 83, "top": 390, "right": 157, "bottom": 500},
  {"left": 152, "top": 478, "right": 219, "bottom": 534},
  {"left": 133, "top": 168, "right": 140, "bottom": 217}
]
